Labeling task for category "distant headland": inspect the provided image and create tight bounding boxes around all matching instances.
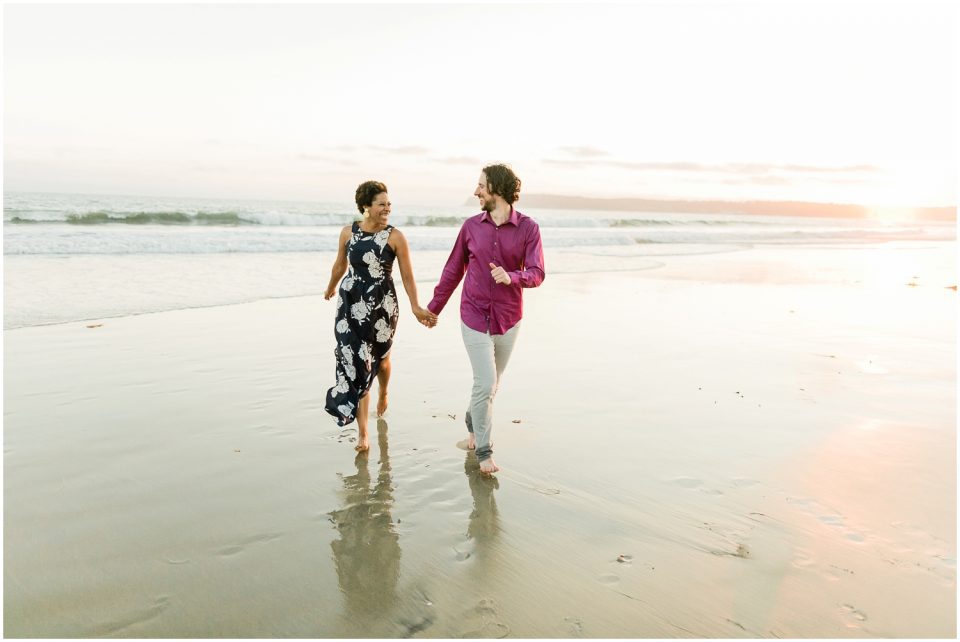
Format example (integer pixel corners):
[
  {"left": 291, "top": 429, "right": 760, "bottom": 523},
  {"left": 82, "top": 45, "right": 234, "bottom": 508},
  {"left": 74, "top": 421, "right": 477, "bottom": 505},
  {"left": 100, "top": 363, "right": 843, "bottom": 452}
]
[{"left": 473, "top": 194, "right": 956, "bottom": 221}]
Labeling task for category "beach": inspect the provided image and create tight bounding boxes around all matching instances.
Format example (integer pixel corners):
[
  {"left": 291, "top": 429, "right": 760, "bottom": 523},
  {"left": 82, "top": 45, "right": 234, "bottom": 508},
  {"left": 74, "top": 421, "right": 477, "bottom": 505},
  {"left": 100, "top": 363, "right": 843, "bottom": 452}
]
[{"left": 4, "top": 235, "right": 955, "bottom": 637}]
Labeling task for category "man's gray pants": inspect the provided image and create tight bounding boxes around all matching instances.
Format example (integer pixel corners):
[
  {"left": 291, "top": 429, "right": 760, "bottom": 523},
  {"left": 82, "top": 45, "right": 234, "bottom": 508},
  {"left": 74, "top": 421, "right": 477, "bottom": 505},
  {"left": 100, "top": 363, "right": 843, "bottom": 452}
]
[{"left": 461, "top": 321, "right": 521, "bottom": 462}]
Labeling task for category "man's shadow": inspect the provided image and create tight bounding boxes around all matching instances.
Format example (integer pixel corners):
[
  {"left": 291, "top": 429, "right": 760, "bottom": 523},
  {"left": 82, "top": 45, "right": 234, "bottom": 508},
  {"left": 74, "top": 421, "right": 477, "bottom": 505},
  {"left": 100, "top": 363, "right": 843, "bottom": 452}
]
[{"left": 329, "top": 419, "right": 400, "bottom": 618}]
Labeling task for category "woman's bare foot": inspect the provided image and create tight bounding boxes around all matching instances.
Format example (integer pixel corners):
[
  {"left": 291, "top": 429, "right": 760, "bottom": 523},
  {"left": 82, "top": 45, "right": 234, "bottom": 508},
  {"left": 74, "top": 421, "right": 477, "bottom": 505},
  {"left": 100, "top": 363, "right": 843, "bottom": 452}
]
[
  {"left": 478, "top": 458, "right": 500, "bottom": 474},
  {"left": 376, "top": 390, "right": 388, "bottom": 417},
  {"left": 355, "top": 435, "right": 370, "bottom": 452}
]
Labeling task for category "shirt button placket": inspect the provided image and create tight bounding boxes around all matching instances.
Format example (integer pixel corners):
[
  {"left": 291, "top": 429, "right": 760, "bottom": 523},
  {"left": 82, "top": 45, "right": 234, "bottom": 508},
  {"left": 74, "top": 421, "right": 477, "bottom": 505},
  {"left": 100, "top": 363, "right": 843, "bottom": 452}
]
[{"left": 490, "top": 226, "right": 498, "bottom": 333}]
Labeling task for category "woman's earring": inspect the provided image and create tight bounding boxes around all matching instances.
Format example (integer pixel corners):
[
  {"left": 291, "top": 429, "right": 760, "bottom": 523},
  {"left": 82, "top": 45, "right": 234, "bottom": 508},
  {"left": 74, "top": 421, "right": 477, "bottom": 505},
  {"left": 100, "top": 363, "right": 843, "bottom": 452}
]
[{"left": 363, "top": 209, "right": 370, "bottom": 217}]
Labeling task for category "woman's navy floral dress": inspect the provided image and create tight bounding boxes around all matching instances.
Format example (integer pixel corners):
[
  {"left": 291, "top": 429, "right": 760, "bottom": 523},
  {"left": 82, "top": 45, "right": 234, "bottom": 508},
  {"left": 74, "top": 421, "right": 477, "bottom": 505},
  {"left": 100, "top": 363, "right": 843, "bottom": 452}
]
[{"left": 325, "top": 222, "right": 400, "bottom": 426}]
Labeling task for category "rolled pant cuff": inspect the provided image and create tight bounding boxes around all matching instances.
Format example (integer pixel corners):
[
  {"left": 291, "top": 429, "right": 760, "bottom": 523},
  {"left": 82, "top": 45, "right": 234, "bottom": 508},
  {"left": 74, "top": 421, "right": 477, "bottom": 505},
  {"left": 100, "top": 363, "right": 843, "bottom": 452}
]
[{"left": 476, "top": 445, "right": 493, "bottom": 461}]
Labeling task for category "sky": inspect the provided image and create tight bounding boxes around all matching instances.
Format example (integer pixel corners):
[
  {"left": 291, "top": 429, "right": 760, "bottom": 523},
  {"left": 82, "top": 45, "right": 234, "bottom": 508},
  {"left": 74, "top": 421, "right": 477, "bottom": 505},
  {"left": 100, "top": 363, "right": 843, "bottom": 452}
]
[{"left": 3, "top": 1, "right": 957, "bottom": 208}]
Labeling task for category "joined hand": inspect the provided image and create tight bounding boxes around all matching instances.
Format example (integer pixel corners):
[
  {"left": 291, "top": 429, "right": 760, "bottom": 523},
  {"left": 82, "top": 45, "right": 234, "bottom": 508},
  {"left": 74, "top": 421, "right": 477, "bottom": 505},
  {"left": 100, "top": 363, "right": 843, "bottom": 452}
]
[{"left": 414, "top": 306, "right": 438, "bottom": 328}]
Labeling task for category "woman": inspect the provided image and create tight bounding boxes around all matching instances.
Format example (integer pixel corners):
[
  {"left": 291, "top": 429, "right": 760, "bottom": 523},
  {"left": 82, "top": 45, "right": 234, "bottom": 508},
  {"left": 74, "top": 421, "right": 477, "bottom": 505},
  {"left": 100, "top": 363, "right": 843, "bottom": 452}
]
[{"left": 324, "top": 181, "right": 437, "bottom": 451}]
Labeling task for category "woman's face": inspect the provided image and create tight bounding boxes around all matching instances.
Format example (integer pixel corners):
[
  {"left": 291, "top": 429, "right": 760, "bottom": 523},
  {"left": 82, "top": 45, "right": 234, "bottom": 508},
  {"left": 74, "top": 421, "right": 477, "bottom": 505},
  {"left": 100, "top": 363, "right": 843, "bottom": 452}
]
[{"left": 367, "top": 192, "right": 391, "bottom": 226}]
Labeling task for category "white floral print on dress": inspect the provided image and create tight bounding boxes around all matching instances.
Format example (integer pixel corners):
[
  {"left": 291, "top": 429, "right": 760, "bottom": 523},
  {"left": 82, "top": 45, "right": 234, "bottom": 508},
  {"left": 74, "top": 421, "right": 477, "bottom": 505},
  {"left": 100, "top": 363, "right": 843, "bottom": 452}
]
[
  {"left": 375, "top": 318, "right": 392, "bottom": 343},
  {"left": 350, "top": 299, "right": 370, "bottom": 322},
  {"left": 373, "top": 229, "right": 390, "bottom": 249},
  {"left": 363, "top": 251, "right": 384, "bottom": 280},
  {"left": 336, "top": 318, "right": 349, "bottom": 334},
  {"left": 382, "top": 292, "right": 397, "bottom": 316},
  {"left": 340, "top": 345, "right": 356, "bottom": 380}
]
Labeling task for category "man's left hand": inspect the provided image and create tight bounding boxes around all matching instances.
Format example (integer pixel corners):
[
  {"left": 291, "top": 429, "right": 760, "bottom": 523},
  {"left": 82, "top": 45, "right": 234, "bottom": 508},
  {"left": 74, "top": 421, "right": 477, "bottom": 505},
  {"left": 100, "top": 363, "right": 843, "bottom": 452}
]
[{"left": 489, "top": 263, "right": 511, "bottom": 285}]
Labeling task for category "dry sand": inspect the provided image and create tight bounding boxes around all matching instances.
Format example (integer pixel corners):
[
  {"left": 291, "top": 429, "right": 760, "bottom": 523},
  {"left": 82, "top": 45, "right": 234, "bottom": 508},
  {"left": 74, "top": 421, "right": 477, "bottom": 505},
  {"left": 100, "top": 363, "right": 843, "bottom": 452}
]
[{"left": 3, "top": 242, "right": 956, "bottom": 637}]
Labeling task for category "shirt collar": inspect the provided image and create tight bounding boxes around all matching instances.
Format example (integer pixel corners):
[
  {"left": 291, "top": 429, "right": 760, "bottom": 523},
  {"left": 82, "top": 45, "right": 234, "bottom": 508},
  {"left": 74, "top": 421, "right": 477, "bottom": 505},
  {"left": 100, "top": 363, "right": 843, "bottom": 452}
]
[{"left": 480, "top": 207, "right": 519, "bottom": 226}]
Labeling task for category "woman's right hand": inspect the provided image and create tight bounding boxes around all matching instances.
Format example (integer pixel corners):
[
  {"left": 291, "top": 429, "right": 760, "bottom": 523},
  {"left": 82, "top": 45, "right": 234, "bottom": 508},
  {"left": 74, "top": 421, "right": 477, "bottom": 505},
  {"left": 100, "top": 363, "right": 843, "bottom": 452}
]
[{"left": 324, "top": 287, "right": 336, "bottom": 300}]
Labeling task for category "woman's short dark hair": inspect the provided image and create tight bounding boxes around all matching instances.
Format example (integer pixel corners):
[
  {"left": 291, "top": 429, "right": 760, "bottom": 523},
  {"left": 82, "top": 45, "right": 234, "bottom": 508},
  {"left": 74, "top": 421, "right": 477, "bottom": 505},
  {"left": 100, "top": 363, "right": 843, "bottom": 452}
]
[
  {"left": 355, "top": 180, "right": 388, "bottom": 214},
  {"left": 482, "top": 164, "right": 521, "bottom": 205}
]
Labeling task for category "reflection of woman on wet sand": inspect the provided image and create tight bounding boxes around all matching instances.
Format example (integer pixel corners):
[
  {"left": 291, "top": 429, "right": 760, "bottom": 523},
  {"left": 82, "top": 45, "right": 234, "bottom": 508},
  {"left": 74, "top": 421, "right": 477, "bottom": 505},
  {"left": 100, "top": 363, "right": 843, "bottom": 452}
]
[{"left": 329, "top": 419, "right": 400, "bottom": 617}]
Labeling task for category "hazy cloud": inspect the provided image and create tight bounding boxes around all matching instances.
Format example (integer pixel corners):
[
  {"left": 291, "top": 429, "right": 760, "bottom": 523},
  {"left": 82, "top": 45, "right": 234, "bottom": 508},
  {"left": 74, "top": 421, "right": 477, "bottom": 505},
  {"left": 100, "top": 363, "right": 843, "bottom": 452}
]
[
  {"left": 782, "top": 164, "right": 881, "bottom": 174},
  {"left": 558, "top": 145, "right": 609, "bottom": 158},
  {"left": 435, "top": 155, "right": 482, "bottom": 166},
  {"left": 299, "top": 153, "right": 356, "bottom": 166},
  {"left": 722, "top": 176, "right": 794, "bottom": 186},
  {"left": 370, "top": 145, "right": 430, "bottom": 156},
  {"left": 543, "top": 158, "right": 884, "bottom": 175},
  {"left": 51, "top": 144, "right": 113, "bottom": 154}
]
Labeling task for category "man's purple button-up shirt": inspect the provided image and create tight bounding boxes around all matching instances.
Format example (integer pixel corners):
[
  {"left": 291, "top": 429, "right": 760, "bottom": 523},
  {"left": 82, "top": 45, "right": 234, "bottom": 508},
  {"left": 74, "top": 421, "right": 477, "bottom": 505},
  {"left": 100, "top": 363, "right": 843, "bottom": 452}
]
[{"left": 427, "top": 208, "right": 545, "bottom": 335}]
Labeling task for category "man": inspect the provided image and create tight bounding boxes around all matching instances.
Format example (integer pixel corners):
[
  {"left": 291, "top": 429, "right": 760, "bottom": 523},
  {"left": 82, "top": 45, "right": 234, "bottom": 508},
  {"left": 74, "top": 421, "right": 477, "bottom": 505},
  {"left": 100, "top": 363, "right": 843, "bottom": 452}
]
[{"left": 427, "top": 164, "right": 545, "bottom": 474}]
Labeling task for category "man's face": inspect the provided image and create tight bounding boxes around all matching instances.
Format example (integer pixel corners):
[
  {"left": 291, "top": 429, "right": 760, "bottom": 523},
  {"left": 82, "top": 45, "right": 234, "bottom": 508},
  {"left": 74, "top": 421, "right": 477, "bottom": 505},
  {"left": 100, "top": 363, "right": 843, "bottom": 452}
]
[{"left": 474, "top": 172, "right": 496, "bottom": 212}]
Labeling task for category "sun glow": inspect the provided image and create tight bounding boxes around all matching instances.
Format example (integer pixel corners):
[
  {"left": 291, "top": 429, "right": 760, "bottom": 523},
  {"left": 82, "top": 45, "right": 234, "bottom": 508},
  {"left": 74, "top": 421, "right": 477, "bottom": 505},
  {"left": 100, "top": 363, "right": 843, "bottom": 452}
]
[{"left": 867, "top": 207, "right": 919, "bottom": 224}]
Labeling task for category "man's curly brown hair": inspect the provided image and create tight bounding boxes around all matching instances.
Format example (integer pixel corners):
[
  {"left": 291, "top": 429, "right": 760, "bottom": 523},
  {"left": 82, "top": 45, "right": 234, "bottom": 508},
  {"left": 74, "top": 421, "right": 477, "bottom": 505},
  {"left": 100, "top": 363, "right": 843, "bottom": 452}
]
[
  {"left": 482, "top": 164, "right": 521, "bottom": 205},
  {"left": 354, "top": 180, "right": 388, "bottom": 214}
]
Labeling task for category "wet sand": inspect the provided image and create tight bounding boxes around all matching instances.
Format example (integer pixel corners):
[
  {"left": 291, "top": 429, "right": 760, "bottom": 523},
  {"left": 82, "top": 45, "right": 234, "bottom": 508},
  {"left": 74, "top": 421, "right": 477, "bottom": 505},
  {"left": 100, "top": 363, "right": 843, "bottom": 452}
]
[{"left": 3, "top": 242, "right": 956, "bottom": 637}]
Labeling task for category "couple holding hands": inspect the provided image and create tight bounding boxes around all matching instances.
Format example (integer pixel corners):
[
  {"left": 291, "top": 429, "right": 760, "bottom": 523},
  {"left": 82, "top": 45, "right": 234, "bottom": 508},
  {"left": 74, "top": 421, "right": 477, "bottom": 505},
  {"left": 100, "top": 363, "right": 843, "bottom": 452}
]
[{"left": 323, "top": 164, "right": 545, "bottom": 474}]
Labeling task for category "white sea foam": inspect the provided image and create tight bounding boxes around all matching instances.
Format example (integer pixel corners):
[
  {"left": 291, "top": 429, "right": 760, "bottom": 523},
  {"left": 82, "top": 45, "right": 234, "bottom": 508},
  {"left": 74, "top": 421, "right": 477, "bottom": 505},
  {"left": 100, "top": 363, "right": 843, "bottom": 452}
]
[{"left": 3, "top": 192, "right": 955, "bottom": 328}]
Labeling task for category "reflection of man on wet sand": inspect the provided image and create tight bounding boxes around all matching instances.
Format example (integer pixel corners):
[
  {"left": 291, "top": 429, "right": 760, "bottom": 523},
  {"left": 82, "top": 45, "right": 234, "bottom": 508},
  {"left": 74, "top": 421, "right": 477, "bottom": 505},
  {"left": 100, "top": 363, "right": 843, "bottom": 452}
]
[
  {"left": 329, "top": 419, "right": 400, "bottom": 618},
  {"left": 458, "top": 454, "right": 511, "bottom": 639},
  {"left": 464, "top": 454, "right": 501, "bottom": 545}
]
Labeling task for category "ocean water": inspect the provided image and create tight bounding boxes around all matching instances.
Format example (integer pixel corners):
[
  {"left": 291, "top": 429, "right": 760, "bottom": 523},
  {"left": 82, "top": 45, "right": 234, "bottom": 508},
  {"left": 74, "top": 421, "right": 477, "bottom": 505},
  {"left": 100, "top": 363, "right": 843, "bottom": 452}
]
[{"left": 3, "top": 191, "right": 955, "bottom": 329}]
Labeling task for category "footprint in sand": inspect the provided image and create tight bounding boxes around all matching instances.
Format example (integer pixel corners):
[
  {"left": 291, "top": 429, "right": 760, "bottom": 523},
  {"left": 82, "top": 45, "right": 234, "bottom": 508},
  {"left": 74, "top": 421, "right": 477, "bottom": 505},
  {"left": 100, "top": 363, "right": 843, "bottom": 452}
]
[
  {"left": 597, "top": 573, "right": 620, "bottom": 585},
  {"left": 457, "top": 598, "right": 510, "bottom": 639},
  {"left": 535, "top": 487, "right": 560, "bottom": 495},
  {"left": 817, "top": 514, "right": 866, "bottom": 543},
  {"left": 564, "top": 616, "right": 585, "bottom": 637},
  {"left": 839, "top": 603, "right": 867, "bottom": 625}
]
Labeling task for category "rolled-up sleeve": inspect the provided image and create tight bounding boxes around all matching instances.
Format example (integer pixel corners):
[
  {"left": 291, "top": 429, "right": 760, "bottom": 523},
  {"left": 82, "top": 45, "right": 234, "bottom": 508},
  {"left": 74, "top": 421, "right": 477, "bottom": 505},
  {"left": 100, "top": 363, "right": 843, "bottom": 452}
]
[{"left": 509, "top": 221, "right": 545, "bottom": 288}]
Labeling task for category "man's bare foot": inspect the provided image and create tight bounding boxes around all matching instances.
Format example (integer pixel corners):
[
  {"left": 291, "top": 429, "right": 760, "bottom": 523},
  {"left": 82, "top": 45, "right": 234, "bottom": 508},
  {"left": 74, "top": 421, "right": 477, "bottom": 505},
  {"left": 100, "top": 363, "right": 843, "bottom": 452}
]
[
  {"left": 467, "top": 433, "right": 476, "bottom": 450},
  {"left": 478, "top": 458, "right": 500, "bottom": 474},
  {"left": 376, "top": 391, "right": 388, "bottom": 417},
  {"left": 354, "top": 436, "right": 370, "bottom": 452}
]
